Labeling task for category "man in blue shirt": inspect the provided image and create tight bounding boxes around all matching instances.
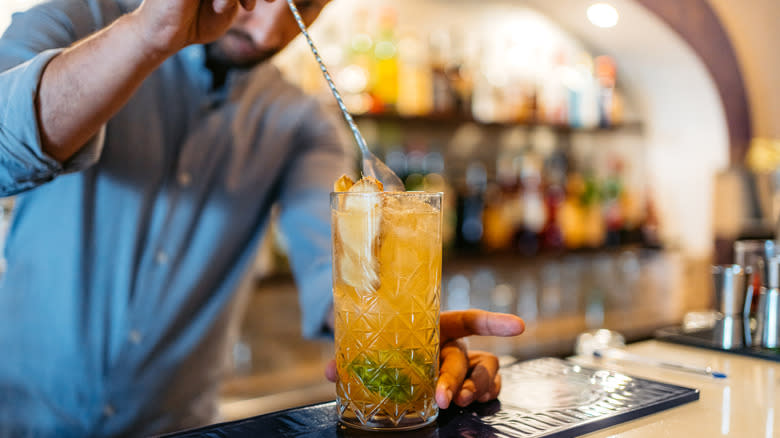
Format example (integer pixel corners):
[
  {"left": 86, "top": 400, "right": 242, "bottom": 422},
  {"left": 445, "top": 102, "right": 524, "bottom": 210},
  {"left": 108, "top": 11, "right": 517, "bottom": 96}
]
[{"left": 0, "top": 0, "right": 524, "bottom": 436}]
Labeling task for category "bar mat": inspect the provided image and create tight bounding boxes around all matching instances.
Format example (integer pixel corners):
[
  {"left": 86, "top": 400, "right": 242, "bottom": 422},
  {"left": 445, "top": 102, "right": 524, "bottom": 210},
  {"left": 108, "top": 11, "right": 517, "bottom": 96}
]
[
  {"left": 162, "top": 357, "right": 698, "bottom": 438},
  {"left": 465, "top": 357, "right": 699, "bottom": 437},
  {"left": 656, "top": 326, "right": 780, "bottom": 362}
]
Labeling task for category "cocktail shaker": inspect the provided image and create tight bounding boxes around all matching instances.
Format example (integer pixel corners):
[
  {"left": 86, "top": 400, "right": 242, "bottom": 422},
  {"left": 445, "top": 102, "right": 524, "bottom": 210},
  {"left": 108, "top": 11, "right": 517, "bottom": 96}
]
[
  {"left": 712, "top": 264, "right": 748, "bottom": 316},
  {"left": 755, "top": 256, "right": 780, "bottom": 349},
  {"left": 711, "top": 264, "right": 749, "bottom": 349}
]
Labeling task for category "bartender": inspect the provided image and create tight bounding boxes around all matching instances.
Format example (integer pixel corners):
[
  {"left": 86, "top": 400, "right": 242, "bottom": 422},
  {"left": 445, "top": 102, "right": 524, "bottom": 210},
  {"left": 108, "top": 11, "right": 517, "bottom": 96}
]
[{"left": 0, "top": 0, "right": 525, "bottom": 436}]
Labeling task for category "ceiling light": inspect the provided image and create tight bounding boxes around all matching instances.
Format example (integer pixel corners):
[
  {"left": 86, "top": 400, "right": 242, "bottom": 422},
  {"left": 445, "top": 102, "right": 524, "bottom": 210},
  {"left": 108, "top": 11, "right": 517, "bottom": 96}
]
[{"left": 587, "top": 3, "right": 619, "bottom": 28}]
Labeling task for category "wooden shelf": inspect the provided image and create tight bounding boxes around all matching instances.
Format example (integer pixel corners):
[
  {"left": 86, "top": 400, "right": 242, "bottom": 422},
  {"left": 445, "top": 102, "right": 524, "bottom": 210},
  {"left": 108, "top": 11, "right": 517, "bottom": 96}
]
[
  {"left": 443, "top": 245, "right": 662, "bottom": 270},
  {"left": 353, "top": 112, "right": 643, "bottom": 134}
]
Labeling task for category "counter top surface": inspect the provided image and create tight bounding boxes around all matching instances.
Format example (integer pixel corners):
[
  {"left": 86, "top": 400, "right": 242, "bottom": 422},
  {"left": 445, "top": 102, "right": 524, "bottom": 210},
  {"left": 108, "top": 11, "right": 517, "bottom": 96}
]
[{"left": 571, "top": 340, "right": 780, "bottom": 437}]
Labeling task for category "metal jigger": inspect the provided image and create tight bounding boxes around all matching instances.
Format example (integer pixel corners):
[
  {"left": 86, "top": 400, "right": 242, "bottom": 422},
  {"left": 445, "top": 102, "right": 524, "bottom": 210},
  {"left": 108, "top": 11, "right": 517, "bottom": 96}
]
[
  {"left": 711, "top": 264, "right": 749, "bottom": 349},
  {"left": 756, "top": 256, "right": 780, "bottom": 349}
]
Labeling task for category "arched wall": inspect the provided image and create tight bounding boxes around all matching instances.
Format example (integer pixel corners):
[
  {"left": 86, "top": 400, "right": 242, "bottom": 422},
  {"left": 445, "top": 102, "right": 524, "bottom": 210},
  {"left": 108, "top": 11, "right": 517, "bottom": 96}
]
[{"left": 636, "top": 0, "right": 751, "bottom": 164}]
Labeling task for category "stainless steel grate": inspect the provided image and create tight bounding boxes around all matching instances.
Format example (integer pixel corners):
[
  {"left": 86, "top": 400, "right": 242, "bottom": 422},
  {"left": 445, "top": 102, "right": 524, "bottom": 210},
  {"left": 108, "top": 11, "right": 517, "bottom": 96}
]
[{"left": 477, "top": 358, "right": 699, "bottom": 437}]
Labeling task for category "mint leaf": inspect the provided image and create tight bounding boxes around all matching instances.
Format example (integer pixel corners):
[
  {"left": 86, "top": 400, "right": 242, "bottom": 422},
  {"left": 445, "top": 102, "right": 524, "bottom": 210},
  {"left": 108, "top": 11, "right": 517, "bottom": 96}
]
[{"left": 348, "top": 350, "right": 434, "bottom": 404}]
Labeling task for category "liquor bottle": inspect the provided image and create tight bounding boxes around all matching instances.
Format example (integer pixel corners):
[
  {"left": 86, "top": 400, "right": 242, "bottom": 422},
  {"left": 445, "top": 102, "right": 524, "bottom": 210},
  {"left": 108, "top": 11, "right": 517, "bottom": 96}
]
[
  {"left": 611, "top": 88, "right": 625, "bottom": 126},
  {"left": 641, "top": 195, "right": 663, "bottom": 249},
  {"left": 602, "top": 157, "right": 624, "bottom": 247},
  {"left": 559, "top": 171, "right": 587, "bottom": 249},
  {"left": 514, "top": 73, "right": 538, "bottom": 125},
  {"left": 446, "top": 30, "right": 474, "bottom": 116},
  {"left": 470, "top": 40, "right": 508, "bottom": 123},
  {"left": 483, "top": 130, "right": 516, "bottom": 245},
  {"left": 471, "top": 70, "right": 497, "bottom": 123},
  {"left": 575, "top": 52, "right": 599, "bottom": 129},
  {"left": 429, "top": 30, "right": 456, "bottom": 116},
  {"left": 530, "top": 131, "right": 562, "bottom": 251},
  {"left": 491, "top": 129, "right": 526, "bottom": 252},
  {"left": 397, "top": 32, "right": 433, "bottom": 116},
  {"left": 516, "top": 154, "right": 547, "bottom": 256},
  {"left": 541, "top": 181, "right": 565, "bottom": 253},
  {"left": 598, "top": 54, "right": 624, "bottom": 125},
  {"left": 538, "top": 50, "right": 569, "bottom": 125},
  {"left": 620, "top": 183, "right": 643, "bottom": 244},
  {"left": 565, "top": 63, "right": 584, "bottom": 128},
  {"left": 341, "top": 8, "right": 375, "bottom": 114},
  {"left": 456, "top": 161, "right": 488, "bottom": 252},
  {"left": 595, "top": 55, "right": 617, "bottom": 128},
  {"left": 581, "top": 170, "right": 606, "bottom": 248},
  {"left": 482, "top": 182, "right": 512, "bottom": 252},
  {"left": 540, "top": 145, "right": 568, "bottom": 252},
  {"left": 372, "top": 8, "right": 400, "bottom": 113}
]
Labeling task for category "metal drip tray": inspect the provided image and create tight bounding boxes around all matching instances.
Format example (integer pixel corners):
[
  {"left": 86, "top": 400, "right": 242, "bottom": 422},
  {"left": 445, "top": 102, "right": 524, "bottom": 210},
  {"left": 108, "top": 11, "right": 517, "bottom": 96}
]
[
  {"left": 471, "top": 357, "right": 699, "bottom": 437},
  {"left": 164, "top": 357, "right": 699, "bottom": 437}
]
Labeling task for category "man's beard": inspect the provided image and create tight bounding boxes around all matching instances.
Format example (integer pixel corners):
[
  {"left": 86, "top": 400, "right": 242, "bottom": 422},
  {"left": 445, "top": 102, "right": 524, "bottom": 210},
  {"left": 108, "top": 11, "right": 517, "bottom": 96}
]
[{"left": 206, "top": 30, "right": 280, "bottom": 70}]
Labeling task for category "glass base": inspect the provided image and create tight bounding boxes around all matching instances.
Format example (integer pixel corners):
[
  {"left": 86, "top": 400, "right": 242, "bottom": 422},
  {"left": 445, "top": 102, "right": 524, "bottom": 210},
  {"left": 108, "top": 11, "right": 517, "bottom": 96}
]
[{"left": 339, "top": 412, "right": 437, "bottom": 431}]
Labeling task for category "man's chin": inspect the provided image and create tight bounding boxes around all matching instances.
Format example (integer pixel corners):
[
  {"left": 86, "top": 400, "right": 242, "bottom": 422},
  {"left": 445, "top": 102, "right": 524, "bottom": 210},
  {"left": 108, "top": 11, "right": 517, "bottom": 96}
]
[
  {"left": 228, "top": 52, "right": 276, "bottom": 69},
  {"left": 206, "top": 44, "right": 278, "bottom": 70}
]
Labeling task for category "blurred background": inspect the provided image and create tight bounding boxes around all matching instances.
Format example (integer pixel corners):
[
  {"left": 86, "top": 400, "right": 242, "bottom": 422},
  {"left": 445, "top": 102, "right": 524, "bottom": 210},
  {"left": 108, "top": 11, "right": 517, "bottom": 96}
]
[{"left": 2, "top": 0, "right": 779, "bottom": 422}]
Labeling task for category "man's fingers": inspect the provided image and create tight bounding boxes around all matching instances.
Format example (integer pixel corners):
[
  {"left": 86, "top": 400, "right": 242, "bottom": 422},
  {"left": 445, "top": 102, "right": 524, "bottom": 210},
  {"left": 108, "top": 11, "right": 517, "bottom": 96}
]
[
  {"left": 436, "top": 340, "right": 468, "bottom": 409},
  {"left": 441, "top": 310, "right": 525, "bottom": 343},
  {"left": 466, "top": 351, "right": 499, "bottom": 403},
  {"left": 325, "top": 359, "right": 337, "bottom": 382},
  {"left": 491, "top": 374, "right": 502, "bottom": 400},
  {"left": 212, "top": 0, "right": 237, "bottom": 14},
  {"left": 454, "top": 379, "right": 477, "bottom": 407}
]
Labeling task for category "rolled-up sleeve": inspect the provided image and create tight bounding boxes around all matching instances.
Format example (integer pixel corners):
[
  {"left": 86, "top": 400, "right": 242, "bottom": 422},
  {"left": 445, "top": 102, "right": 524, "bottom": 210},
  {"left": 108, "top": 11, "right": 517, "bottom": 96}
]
[
  {"left": 0, "top": 49, "right": 105, "bottom": 195},
  {"left": 0, "top": 1, "right": 113, "bottom": 196}
]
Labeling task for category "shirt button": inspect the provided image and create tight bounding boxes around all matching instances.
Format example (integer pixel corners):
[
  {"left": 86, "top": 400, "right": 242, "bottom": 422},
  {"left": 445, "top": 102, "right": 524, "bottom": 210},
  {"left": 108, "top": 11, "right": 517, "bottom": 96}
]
[
  {"left": 178, "top": 172, "right": 192, "bottom": 187},
  {"left": 155, "top": 251, "right": 169, "bottom": 265},
  {"left": 129, "top": 330, "right": 142, "bottom": 344},
  {"left": 103, "top": 404, "right": 115, "bottom": 417}
]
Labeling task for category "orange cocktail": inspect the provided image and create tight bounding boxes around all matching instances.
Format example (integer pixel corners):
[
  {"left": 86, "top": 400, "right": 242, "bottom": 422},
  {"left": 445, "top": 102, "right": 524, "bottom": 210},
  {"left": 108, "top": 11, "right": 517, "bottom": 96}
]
[{"left": 331, "top": 182, "right": 442, "bottom": 431}]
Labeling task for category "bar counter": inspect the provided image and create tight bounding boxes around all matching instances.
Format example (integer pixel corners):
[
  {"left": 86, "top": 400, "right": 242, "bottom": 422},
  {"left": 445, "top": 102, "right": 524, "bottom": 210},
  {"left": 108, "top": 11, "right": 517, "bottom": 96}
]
[
  {"left": 572, "top": 340, "right": 780, "bottom": 437},
  {"left": 167, "top": 339, "right": 779, "bottom": 437}
]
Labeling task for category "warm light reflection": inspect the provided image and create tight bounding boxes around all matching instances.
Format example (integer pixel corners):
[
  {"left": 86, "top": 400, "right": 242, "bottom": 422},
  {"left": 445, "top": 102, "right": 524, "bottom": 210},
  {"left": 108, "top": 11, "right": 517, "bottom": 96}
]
[
  {"left": 721, "top": 386, "right": 730, "bottom": 435},
  {"left": 587, "top": 3, "right": 619, "bottom": 28}
]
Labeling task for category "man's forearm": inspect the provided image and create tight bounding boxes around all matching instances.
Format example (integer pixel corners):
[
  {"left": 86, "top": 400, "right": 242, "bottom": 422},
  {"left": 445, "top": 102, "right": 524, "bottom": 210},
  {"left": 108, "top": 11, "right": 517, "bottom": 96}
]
[{"left": 36, "top": 12, "right": 173, "bottom": 163}]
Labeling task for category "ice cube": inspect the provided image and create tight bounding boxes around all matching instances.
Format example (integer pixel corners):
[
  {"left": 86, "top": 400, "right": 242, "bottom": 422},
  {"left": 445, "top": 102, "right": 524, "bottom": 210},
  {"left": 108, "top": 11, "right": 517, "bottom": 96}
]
[
  {"left": 335, "top": 177, "right": 384, "bottom": 292},
  {"left": 349, "top": 176, "right": 384, "bottom": 193},
  {"left": 333, "top": 174, "right": 354, "bottom": 192}
]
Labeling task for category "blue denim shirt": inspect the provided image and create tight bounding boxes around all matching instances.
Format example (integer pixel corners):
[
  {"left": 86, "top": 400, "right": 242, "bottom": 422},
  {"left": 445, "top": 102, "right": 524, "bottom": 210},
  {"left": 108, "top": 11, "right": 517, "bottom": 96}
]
[{"left": 0, "top": 1, "right": 351, "bottom": 436}]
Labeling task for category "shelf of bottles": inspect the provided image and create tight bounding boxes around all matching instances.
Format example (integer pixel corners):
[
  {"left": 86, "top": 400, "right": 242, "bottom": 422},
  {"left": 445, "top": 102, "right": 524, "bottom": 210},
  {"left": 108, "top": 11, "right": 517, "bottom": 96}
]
[
  {"left": 272, "top": 4, "right": 662, "bottom": 266},
  {"left": 288, "top": 4, "right": 631, "bottom": 126},
  {"left": 355, "top": 119, "right": 661, "bottom": 259}
]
